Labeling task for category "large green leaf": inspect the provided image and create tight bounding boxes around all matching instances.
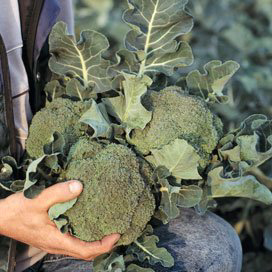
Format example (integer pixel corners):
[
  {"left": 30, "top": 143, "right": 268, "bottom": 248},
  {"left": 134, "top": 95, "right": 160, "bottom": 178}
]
[
  {"left": 178, "top": 185, "right": 203, "bottom": 207},
  {"left": 93, "top": 252, "right": 125, "bottom": 272},
  {"left": 146, "top": 139, "right": 202, "bottom": 180},
  {"left": 49, "top": 22, "right": 111, "bottom": 93},
  {"left": 186, "top": 60, "right": 240, "bottom": 103},
  {"left": 44, "top": 80, "right": 66, "bottom": 101},
  {"left": 110, "top": 49, "right": 140, "bottom": 77},
  {"left": 237, "top": 133, "right": 272, "bottom": 166},
  {"left": 126, "top": 264, "right": 154, "bottom": 272},
  {"left": 218, "top": 115, "right": 272, "bottom": 168},
  {"left": 155, "top": 178, "right": 202, "bottom": 223},
  {"left": 66, "top": 78, "right": 97, "bottom": 100},
  {"left": 23, "top": 134, "right": 65, "bottom": 198},
  {"left": 208, "top": 167, "right": 272, "bottom": 204},
  {"left": 103, "top": 74, "right": 152, "bottom": 133},
  {"left": 127, "top": 225, "right": 174, "bottom": 268},
  {"left": 123, "top": 0, "right": 193, "bottom": 76},
  {"left": 79, "top": 100, "right": 112, "bottom": 138},
  {"left": 45, "top": 78, "right": 97, "bottom": 101}
]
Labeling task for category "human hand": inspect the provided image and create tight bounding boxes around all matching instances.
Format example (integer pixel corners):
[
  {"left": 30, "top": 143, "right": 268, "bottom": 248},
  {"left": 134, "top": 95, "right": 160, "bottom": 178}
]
[{"left": 0, "top": 181, "right": 120, "bottom": 260}]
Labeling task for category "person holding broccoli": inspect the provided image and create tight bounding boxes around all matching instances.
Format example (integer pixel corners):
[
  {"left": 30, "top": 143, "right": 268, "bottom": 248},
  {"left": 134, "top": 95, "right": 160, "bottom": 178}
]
[{"left": 0, "top": 1, "right": 242, "bottom": 272}]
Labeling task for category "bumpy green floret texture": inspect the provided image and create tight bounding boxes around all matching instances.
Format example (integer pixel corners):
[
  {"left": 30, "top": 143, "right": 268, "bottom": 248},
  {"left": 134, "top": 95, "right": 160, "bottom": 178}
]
[
  {"left": 130, "top": 87, "right": 223, "bottom": 167},
  {"left": 26, "top": 98, "right": 92, "bottom": 158},
  {"left": 67, "top": 136, "right": 103, "bottom": 162},
  {"left": 64, "top": 142, "right": 156, "bottom": 245}
]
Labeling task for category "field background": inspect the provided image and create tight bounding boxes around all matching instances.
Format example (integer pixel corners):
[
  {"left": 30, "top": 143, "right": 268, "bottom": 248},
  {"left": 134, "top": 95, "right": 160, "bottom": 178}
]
[{"left": 73, "top": 1, "right": 272, "bottom": 270}]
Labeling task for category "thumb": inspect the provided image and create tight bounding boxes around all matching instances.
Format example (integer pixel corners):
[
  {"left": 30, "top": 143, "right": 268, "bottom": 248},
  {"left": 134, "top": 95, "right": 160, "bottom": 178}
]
[{"left": 36, "top": 181, "right": 83, "bottom": 210}]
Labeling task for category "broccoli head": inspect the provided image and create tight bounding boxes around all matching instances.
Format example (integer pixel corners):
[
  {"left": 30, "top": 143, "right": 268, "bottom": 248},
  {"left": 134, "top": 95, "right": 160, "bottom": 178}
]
[
  {"left": 64, "top": 141, "right": 156, "bottom": 245},
  {"left": 130, "top": 87, "right": 223, "bottom": 168},
  {"left": 26, "top": 98, "right": 92, "bottom": 158}
]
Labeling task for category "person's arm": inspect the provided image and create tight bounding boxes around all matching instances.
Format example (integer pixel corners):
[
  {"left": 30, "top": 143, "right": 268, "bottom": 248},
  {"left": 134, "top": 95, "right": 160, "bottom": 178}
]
[{"left": 0, "top": 180, "right": 120, "bottom": 260}]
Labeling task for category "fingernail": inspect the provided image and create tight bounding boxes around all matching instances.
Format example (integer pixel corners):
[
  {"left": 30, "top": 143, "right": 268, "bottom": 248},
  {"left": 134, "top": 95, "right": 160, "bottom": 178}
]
[
  {"left": 69, "top": 181, "right": 83, "bottom": 194},
  {"left": 113, "top": 234, "right": 121, "bottom": 244}
]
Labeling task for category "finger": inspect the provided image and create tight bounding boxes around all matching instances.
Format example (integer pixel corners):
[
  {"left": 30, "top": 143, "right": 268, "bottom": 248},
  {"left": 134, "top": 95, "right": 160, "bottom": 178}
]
[
  {"left": 38, "top": 246, "right": 99, "bottom": 261},
  {"left": 49, "top": 227, "right": 120, "bottom": 260},
  {"left": 79, "top": 234, "right": 121, "bottom": 259},
  {"left": 35, "top": 181, "right": 83, "bottom": 210}
]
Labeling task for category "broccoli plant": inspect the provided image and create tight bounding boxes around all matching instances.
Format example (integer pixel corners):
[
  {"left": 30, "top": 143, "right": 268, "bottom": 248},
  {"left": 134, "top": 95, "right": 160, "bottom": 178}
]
[{"left": 1, "top": 0, "right": 272, "bottom": 271}]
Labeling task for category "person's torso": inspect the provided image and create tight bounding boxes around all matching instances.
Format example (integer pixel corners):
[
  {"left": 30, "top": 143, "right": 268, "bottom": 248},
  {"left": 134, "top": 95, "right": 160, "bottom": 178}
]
[{"left": 0, "top": 1, "right": 61, "bottom": 271}]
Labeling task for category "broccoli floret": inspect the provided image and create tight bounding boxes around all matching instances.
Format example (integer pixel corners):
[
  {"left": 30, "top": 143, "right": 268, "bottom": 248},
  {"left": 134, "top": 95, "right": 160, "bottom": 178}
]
[
  {"left": 130, "top": 87, "right": 223, "bottom": 167},
  {"left": 67, "top": 136, "right": 103, "bottom": 162},
  {"left": 26, "top": 98, "right": 92, "bottom": 158},
  {"left": 64, "top": 143, "right": 156, "bottom": 245}
]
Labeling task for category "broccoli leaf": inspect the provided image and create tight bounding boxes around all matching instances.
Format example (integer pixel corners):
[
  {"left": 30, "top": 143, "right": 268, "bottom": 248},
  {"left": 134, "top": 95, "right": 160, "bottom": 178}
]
[
  {"left": 219, "top": 115, "right": 272, "bottom": 167},
  {"left": 127, "top": 225, "right": 174, "bottom": 268},
  {"left": 123, "top": 0, "right": 193, "bottom": 76},
  {"left": 43, "top": 132, "right": 65, "bottom": 155},
  {"left": 23, "top": 133, "right": 64, "bottom": 198},
  {"left": 186, "top": 60, "right": 240, "bottom": 103},
  {"left": 146, "top": 139, "right": 202, "bottom": 180},
  {"left": 93, "top": 252, "right": 125, "bottom": 272},
  {"left": 45, "top": 78, "right": 97, "bottom": 102},
  {"left": 219, "top": 145, "right": 241, "bottom": 162},
  {"left": 49, "top": 198, "right": 78, "bottom": 220},
  {"left": 0, "top": 179, "right": 24, "bottom": 193},
  {"left": 126, "top": 264, "right": 154, "bottom": 272},
  {"left": 208, "top": 167, "right": 272, "bottom": 204},
  {"left": 48, "top": 197, "right": 78, "bottom": 233},
  {"left": 236, "top": 133, "right": 272, "bottom": 166},
  {"left": 79, "top": 100, "right": 112, "bottom": 138},
  {"left": 49, "top": 22, "right": 111, "bottom": 93},
  {"left": 23, "top": 156, "right": 46, "bottom": 195},
  {"left": 103, "top": 74, "right": 152, "bottom": 133},
  {"left": 156, "top": 178, "right": 202, "bottom": 223},
  {"left": 178, "top": 185, "right": 203, "bottom": 207},
  {"left": 0, "top": 156, "right": 18, "bottom": 183},
  {"left": 44, "top": 80, "right": 66, "bottom": 101},
  {"left": 110, "top": 49, "right": 140, "bottom": 77},
  {"left": 66, "top": 78, "right": 97, "bottom": 101}
]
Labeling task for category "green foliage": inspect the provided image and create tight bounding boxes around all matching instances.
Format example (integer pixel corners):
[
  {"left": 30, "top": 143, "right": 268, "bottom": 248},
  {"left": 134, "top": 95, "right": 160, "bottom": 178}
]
[
  {"left": 103, "top": 74, "right": 153, "bottom": 134},
  {"left": 2, "top": 0, "right": 272, "bottom": 270},
  {"left": 208, "top": 167, "right": 272, "bottom": 204},
  {"left": 49, "top": 22, "right": 111, "bottom": 93},
  {"left": 79, "top": 100, "right": 112, "bottom": 138},
  {"left": 126, "top": 225, "right": 174, "bottom": 268},
  {"left": 153, "top": 167, "right": 202, "bottom": 224},
  {"left": 123, "top": 0, "right": 194, "bottom": 76},
  {"left": 146, "top": 138, "right": 202, "bottom": 180},
  {"left": 93, "top": 252, "right": 125, "bottom": 272},
  {"left": 186, "top": 60, "right": 240, "bottom": 103}
]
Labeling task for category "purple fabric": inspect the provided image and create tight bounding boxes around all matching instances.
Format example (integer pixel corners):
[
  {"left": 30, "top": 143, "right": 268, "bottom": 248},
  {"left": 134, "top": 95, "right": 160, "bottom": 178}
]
[{"left": 34, "top": 0, "right": 60, "bottom": 64}]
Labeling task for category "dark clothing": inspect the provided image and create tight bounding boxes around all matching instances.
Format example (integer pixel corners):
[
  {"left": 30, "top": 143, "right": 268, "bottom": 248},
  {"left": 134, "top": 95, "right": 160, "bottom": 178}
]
[
  {"left": 0, "top": 1, "right": 60, "bottom": 271},
  {"left": 23, "top": 209, "right": 242, "bottom": 272}
]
